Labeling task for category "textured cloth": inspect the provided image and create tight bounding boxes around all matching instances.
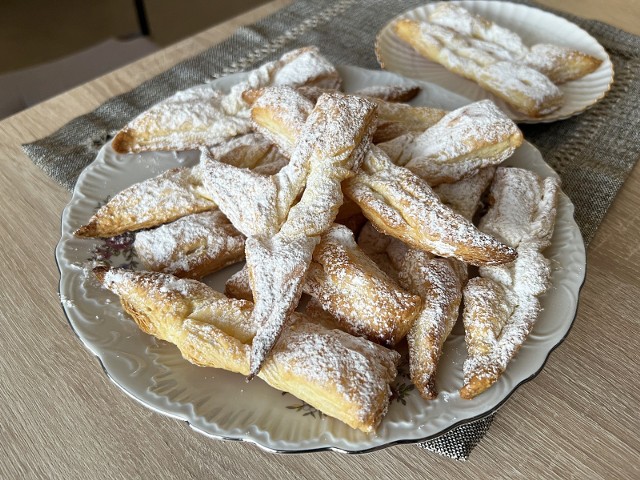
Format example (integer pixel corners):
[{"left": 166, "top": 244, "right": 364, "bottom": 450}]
[{"left": 21, "top": 0, "right": 640, "bottom": 460}]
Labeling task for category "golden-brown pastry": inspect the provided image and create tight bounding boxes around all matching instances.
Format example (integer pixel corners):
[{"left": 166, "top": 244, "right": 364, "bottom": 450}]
[
  {"left": 94, "top": 266, "right": 399, "bottom": 432},
  {"left": 134, "top": 210, "right": 245, "bottom": 279},
  {"left": 250, "top": 87, "right": 517, "bottom": 266},
  {"left": 357, "top": 224, "right": 467, "bottom": 400},
  {"left": 393, "top": 18, "right": 564, "bottom": 117},
  {"left": 202, "top": 92, "right": 378, "bottom": 378},
  {"left": 522, "top": 44, "right": 602, "bottom": 84},
  {"left": 428, "top": 4, "right": 602, "bottom": 84},
  {"left": 396, "top": 248, "right": 467, "bottom": 400},
  {"left": 76, "top": 133, "right": 288, "bottom": 239},
  {"left": 224, "top": 265, "right": 252, "bottom": 301},
  {"left": 461, "top": 257, "right": 544, "bottom": 399},
  {"left": 113, "top": 47, "right": 341, "bottom": 153},
  {"left": 206, "top": 133, "right": 289, "bottom": 174},
  {"left": 344, "top": 146, "right": 517, "bottom": 266},
  {"left": 377, "top": 100, "right": 522, "bottom": 186},
  {"left": 460, "top": 167, "right": 560, "bottom": 399},
  {"left": 111, "top": 85, "right": 253, "bottom": 153},
  {"left": 74, "top": 167, "right": 215, "bottom": 238},
  {"left": 355, "top": 84, "right": 422, "bottom": 103},
  {"left": 223, "top": 223, "right": 420, "bottom": 347},
  {"left": 303, "top": 224, "right": 422, "bottom": 346},
  {"left": 369, "top": 98, "right": 447, "bottom": 144}
]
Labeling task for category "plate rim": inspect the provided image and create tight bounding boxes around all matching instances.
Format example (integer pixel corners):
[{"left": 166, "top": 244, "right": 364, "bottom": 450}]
[
  {"left": 55, "top": 65, "right": 586, "bottom": 453},
  {"left": 374, "top": 0, "right": 615, "bottom": 124}
]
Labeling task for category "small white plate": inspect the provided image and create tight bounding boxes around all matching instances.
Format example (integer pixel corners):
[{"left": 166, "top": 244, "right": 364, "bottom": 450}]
[
  {"left": 56, "top": 66, "right": 585, "bottom": 453},
  {"left": 375, "top": 0, "right": 614, "bottom": 123}
]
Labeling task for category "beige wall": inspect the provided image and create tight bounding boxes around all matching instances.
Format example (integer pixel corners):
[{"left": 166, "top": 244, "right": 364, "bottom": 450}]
[{"left": 0, "top": 0, "right": 269, "bottom": 74}]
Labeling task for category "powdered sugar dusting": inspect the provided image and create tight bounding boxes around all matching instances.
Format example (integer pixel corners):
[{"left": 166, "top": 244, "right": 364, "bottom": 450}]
[
  {"left": 134, "top": 210, "right": 245, "bottom": 278},
  {"left": 382, "top": 100, "right": 521, "bottom": 185},
  {"left": 75, "top": 167, "right": 215, "bottom": 238},
  {"left": 394, "top": 16, "right": 565, "bottom": 116},
  {"left": 303, "top": 224, "right": 421, "bottom": 346},
  {"left": 268, "top": 319, "right": 399, "bottom": 430},
  {"left": 460, "top": 167, "right": 561, "bottom": 398},
  {"left": 344, "top": 145, "right": 516, "bottom": 266}
]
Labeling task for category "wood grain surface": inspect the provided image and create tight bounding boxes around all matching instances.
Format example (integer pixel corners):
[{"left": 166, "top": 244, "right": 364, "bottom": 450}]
[{"left": 0, "top": 1, "right": 638, "bottom": 478}]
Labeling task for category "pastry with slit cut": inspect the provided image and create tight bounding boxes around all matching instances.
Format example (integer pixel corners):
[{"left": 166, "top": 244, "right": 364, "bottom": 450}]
[{"left": 94, "top": 266, "right": 399, "bottom": 432}]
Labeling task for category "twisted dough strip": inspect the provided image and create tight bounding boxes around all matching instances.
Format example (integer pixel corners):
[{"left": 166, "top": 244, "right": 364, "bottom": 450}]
[
  {"left": 133, "top": 210, "right": 245, "bottom": 279},
  {"left": 429, "top": 3, "right": 602, "bottom": 85},
  {"left": 112, "top": 47, "right": 341, "bottom": 153},
  {"left": 394, "top": 19, "right": 564, "bottom": 117},
  {"left": 377, "top": 99, "right": 522, "bottom": 186},
  {"left": 201, "top": 92, "right": 378, "bottom": 378},
  {"left": 460, "top": 167, "right": 560, "bottom": 398},
  {"left": 94, "top": 266, "right": 399, "bottom": 432},
  {"left": 251, "top": 87, "right": 516, "bottom": 266},
  {"left": 224, "top": 224, "right": 422, "bottom": 346},
  {"left": 75, "top": 133, "right": 285, "bottom": 238},
  {"left": 357, "top": 223, "right": 467, "bottom": 400}
]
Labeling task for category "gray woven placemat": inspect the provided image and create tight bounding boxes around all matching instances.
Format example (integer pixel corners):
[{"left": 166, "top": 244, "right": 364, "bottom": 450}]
[{"left": 22, "top": 0, "right": 640, "bottom": 460}]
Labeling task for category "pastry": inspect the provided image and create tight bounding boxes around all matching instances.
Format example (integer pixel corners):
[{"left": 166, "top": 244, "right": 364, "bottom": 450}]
[
  {"left": 134, "top": 210, "right": 245, "bottom": 279},
  {"left": 74, "top": 166, "right": 215, "bottom": 238},
  {"left": 377, "top": 100, "right": 522, "bottom": 186},
  {"left": 479, "top": 167, "right": 561, "bottom": 250},
  {"left": 369, "top": 98, "right": 447, "bottom": 143},
  {"left": 224, "top": 224, "right": 421, "bottom": 347},
  {"left": 460, "top": 167, "right": 560, "bottom": 398},
  {"left": 358, "top": 224, "right": 467, "bottom": 400},
  {"left": 201, "top": 92, "right": 378, "bottom": 378},
  {"left": 429, "top": 4, "right": 602, "bottom": 84},
  {"left": 303, "top": 224, "right": 422, "bottom": 346},
  {"left": 354, "top": 84, "right": 422, "bottom": 103},
  {"left": 113, "top": 47, "right": 341, "bottom": 153},
  {"left": 396, "top": 248, "right": 467, "bottom": 400},
  {"left": 75, "top": 133, "right": 286, "bottom": 238},
  {"left": 249, "top": 87, "right": 517, "bottom": 266},
  {"left": 521, "top": 43, "right": 602, "bottom": 84},
  {"left": 224, "top": 265, "right": 252, "bottom": 301},
  {"left": 344, "top": 146, "right": 516, "bottom": 266},
  {"left": 393, "top": 18, "right": 564, "bottom": 117},
  {"left": 94, "top": 266, "right": 399, "bottom": 432}
]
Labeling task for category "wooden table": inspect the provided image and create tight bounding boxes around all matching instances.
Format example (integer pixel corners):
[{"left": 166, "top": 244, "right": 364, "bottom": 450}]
[{"left": 1, "top": 1, "right": 638, "bottom": 478}]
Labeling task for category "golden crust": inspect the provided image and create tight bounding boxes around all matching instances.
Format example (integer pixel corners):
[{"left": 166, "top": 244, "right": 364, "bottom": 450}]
[
  {"left": 398, "top": 251, "right": 466, "bottom": 400},
  {"left": 303, "top": 224, "right": 422, "bottom": 346},
  {"left": 74, "top": 167, "right": 215, "bottom": 238},
  {"left": 134, "top": 210, "right": 245, "bottom": 279},
  {"left": 112, "top": 47, "right": 341, "bottom": 153},
  {"left": 393, "top": 18, "right": 564, "bottom": 117},
  {"left": 250, "top": 87, "right": 516, "bottom": 266},
  {"left": 344, "top": 146, "right": 516, "bottom": 266},
  {"left": 378, "top": 100, "right": 522, "bottom": 186},
  {"left": 459, "top": 167, "right": 560, "bottom": 399},
  {"left": 95, "top": 266, "right": 399, "bottom": 432}
]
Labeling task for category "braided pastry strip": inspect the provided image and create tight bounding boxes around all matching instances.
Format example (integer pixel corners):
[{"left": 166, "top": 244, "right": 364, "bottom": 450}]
[
  {"left": 94, "top": 266, "right": 399, "bottom": 433},
  {"left": 251, "top": 86, "right": 517, "bottom": 266},
  {"left": 460, "top": 167, "right": 560, "bottom": 398},
  {"left": 201, "top": 92, "right": 378, "bottom": 378},
  {"left": 111, "top": 47, "right": 341, "bottom": 153}
]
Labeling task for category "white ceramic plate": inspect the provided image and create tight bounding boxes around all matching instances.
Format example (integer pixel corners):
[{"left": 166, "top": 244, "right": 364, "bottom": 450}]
[
  {"left": 56, "top": 66, "right": 585, "bottom": 453},
  {"left": 375, "top": 0, "right": 614, "bottom": 123}
]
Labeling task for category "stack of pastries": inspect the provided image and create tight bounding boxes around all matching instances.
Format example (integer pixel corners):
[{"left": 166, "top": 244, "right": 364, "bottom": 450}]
[
  {"left": 76, "top": 47, "right": 561, "bottom": 432},
  {"left": 392, "top": 3, "right": 603, "bottom": 117}
]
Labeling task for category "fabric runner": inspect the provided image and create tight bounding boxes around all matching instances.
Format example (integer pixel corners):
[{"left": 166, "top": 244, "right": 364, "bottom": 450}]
[{"left": 21, "top": 0, "right": 640, "bottom": 460}]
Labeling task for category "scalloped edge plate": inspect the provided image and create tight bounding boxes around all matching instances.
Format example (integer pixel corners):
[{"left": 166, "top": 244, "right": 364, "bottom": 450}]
[
  {"left": 375, "top": 0, "right": 614, "bottom": 123},
  {"left": 56, "top": 65, "right": 585, "bottom": 453}
]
